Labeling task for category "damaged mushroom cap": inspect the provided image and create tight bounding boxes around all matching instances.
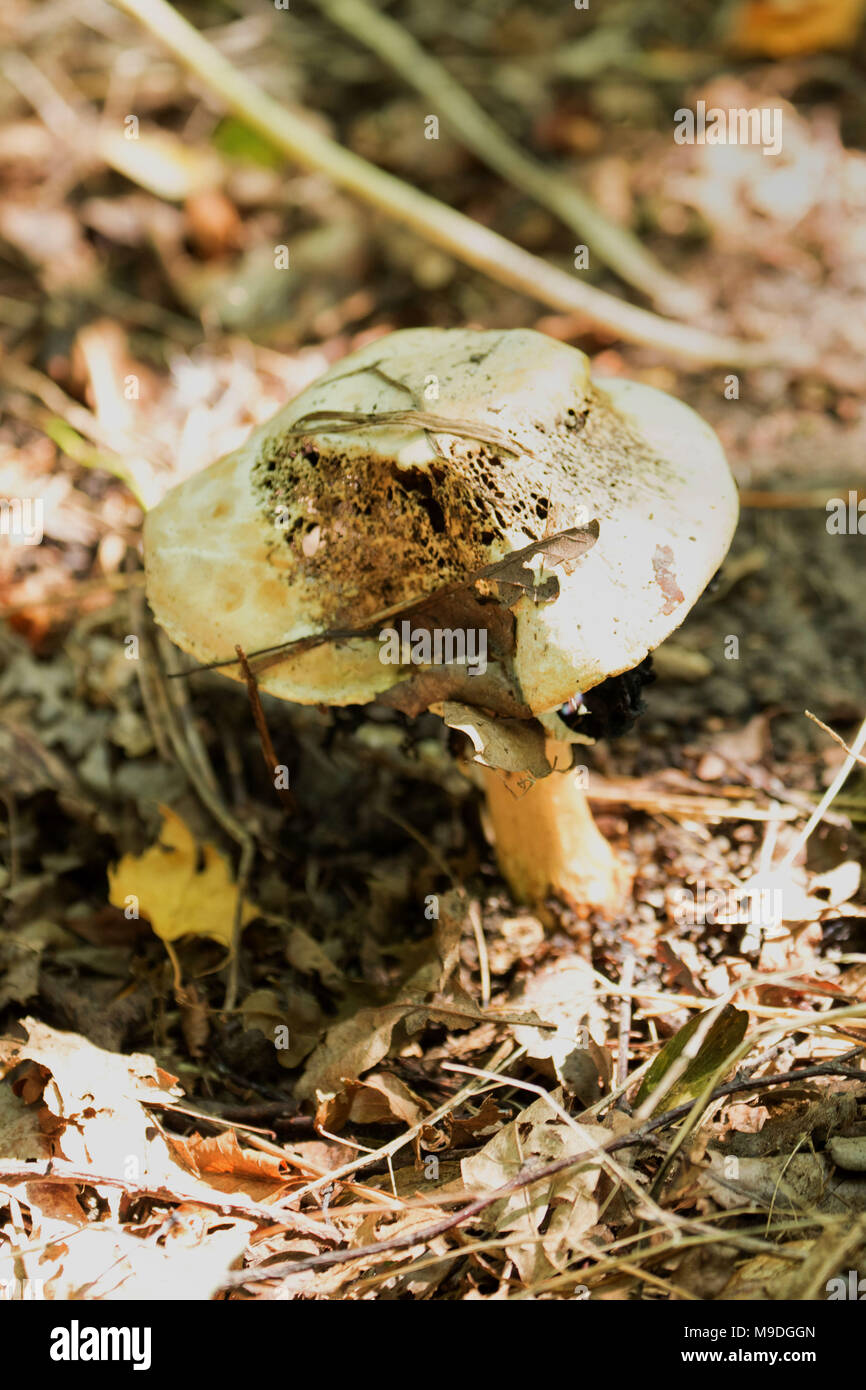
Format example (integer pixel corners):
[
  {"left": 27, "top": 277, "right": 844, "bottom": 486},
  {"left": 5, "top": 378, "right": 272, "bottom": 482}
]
[{"left": 145, "top": 328, "right": 738, "bottom": 715}]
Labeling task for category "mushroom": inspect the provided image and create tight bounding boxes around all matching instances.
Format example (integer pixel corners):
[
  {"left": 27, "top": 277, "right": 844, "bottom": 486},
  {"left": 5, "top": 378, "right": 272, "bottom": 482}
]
[{"left": 145, "top": 328, "right": 737, "bottom": 914}]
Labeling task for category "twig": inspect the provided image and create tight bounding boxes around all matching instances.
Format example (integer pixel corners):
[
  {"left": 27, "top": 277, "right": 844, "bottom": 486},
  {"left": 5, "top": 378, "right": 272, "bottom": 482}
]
[
  {"left": 443, "top": 1061, "right": 680, "bottom": 1238},
  {"left": 105, "top": 0, "right": 794, "bottom": 367},
  {"left": 235, "top": 645, "right": 296, "bottom": 813},
  {"left": 131, "top": 587, "right": 173, "bottom": 764},
  {"left": 148, "top": 632, "right": 253, "bottom": 853},
  {"left": 284, "top": 408, "right": 534, "bottom": 458},
  {"left": 469, "top": 900, "right": 490, "bottom": 1008},
  {"left": 225, "top": 835, "right": 255, "bottom": 1013},
  {"left": 314, "top": 0, "right": 698, "bottom": 315},
  {"left": 779, "top": 712, "right": 866, "bottom": 869},
  {"left": 144, "top": 628, "right": 257, "bottom": 1010},
  {"left": 805, "top": 709, "right": 866, "bottom": 771},
  {"left": 220, "top": 1053, "right": 866, "bottom": 1286},
  {"left": 0, "top": 1160, "right": 336, "bottom": 1237},
  {"left": 617, "top": 953, "right": 635, "bottom": 1088}
]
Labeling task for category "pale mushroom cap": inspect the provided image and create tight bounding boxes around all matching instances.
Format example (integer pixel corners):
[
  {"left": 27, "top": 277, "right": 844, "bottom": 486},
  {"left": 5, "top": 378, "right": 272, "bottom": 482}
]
[{"left": 145, "top": 328, "right": 738, "bottom": 713}]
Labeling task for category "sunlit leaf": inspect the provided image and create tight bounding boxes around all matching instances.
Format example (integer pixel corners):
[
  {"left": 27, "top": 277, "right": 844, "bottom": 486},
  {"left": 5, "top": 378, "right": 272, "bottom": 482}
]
[{"left": 635, "top": 1003, "right": 748, "bottom": 1111}]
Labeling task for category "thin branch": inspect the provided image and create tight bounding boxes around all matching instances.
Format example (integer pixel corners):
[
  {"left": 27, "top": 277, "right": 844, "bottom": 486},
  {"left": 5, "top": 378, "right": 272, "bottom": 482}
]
[
  {"left": 0, "top": 1160, "right": 335, "bottom": 1237},
  {"left": 235, "top": 644, "right": 296, "bottom": 814},
  {"left": 105, "top": 0, "right": 798, "bottom": 368},
  {"left": 145, "top": 629, "right": 257, "bottom": 1011},
  {"left": 806, "top": 709, "right": 866, "bottom": 770},
  {"left": 314, "top": 0, "right": 699, "bottom": 315},
  {"left": 780, "top": 712, "right": 866, "bottom": 869},
  {"left": 220, "top": 1054, "right": 866, "bottom": 1286},
  {"left": 617, "top": 953, "right": 635, "bottom": 1088}
]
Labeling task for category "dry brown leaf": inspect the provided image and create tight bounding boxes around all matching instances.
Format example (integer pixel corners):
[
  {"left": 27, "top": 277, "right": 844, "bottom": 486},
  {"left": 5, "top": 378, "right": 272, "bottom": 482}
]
[
  {"left": 13, "top": 1018, "right": 181, "bottom": 1177},
  {"left": 0, "top": 1212, "right": 255, "bottom": 1301},
  {"left": 3, "top": 1021, "right": 313, "bottom": 1237},
  {"left": 285, "top": 924, "right": 345, "bottom": 990},
  {"left": 461, "top": 1091, "right": 605, "bottom": 1284},
  {"left": 0, "top": 1077, "right": 50, "bottom": 1163},
  {"left": 718, "top": 1244, "right": 813, "bottom": 1300},
  {"left": 317, "top": 1071, "right": 431, "bottom": 1133},
  {"left": 699, "top": 1148, "right": 866, "bottom": 1215},
  {"left": 295, "top": 1003, "right": 410, "bottom": 1106},
  {"left": 443, "top": 703, "right": 551, "bottom": 778},
  {"left": 168, "top": 1130, "right": 288, "bottom": 1182},
  {"left": 0, "top": 920, "right": 71, "bottom": 1011},
  {"left": 296, "top": 897, "right": 465, "bottom": 1104},
  {"left": 241, "top": 987, "right": 323, "bottom": 1069},
  {"left": 421, "top": 1094, "right": 510, "bottom": 1153},
  {"left": 509, "top": 957, "right": 611, "bottom": 1101}
]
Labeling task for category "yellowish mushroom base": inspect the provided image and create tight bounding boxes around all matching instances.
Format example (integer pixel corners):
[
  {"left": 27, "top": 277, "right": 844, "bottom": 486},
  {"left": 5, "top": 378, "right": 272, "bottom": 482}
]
[{"left": 482, "top": 767, "right": 631, "bottom": 915}]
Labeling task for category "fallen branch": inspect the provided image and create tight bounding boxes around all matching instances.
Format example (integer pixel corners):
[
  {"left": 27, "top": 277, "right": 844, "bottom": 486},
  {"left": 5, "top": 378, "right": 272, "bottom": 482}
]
[
  {"left": 106, "top": 0, "right": 797, "bottom": 368},
  {"left": 314, "top": 0, "right": 699, "bottom": 315}
]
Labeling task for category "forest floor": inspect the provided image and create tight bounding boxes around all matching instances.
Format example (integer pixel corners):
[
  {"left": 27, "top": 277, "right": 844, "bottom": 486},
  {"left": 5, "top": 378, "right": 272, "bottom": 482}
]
[{"left": 2, "top": 0, "right": 866, "bottom": 1301}]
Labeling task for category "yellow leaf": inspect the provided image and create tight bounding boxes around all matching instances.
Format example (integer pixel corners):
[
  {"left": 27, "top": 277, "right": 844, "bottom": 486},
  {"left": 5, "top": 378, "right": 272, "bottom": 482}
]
[
  {"left": 108, "top": 806, "right": 257, "bottom": 949},
  {"left": 729, "top": 0, "right": 865, "bottom": 57}
]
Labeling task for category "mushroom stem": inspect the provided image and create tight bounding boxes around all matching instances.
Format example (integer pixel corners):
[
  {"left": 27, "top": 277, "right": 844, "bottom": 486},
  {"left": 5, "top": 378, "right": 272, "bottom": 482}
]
[{"left": 482, "top": 767, "right": 630, "bottom": 914}]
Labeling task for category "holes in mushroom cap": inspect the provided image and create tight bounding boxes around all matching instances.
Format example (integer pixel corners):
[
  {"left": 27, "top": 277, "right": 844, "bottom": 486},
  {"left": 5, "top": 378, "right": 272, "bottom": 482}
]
[
  {"left": 564, "top": 407, "right": 589, "bottom": 432},
  {"left": 248, "top": 435, "right": 595, "bottom": 618},
  {"left": 393, "top": 466, "right": 446, "bottom": 534},
  {"left": 418, "top": 494, "right": 446, "bottom": 534}
]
